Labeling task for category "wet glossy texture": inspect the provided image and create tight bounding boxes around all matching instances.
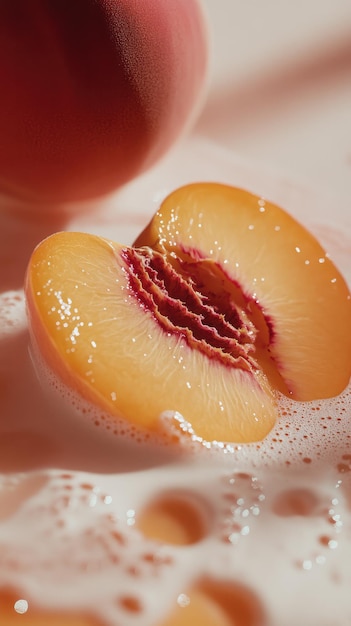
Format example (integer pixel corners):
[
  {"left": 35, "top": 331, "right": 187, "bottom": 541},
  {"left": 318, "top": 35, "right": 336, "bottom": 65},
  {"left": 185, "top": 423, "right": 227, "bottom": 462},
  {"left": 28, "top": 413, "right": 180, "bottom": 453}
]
[
  {"left": 25, "top": 230, "right": 276, "bottom": 443},
  {"left": 25, "top": 184, "right": 351, "bottom": 447},
  {"left": 136, "top": 183, "right": 351, "bottom": 400}
]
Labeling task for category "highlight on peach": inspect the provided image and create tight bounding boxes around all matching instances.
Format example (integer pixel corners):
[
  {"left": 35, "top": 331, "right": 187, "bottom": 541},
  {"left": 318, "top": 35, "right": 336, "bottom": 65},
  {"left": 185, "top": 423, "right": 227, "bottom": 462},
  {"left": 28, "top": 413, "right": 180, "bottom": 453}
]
[{"left": 25, "top": 183, "right": 351, "bottom": 445}]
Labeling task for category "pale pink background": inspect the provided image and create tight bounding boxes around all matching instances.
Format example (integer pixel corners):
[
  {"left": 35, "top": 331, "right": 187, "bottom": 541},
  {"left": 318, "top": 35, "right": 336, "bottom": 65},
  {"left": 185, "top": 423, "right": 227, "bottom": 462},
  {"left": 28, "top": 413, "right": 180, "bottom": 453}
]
[{"left": 197, "top": 0, "right": 351, "bottom": 206}]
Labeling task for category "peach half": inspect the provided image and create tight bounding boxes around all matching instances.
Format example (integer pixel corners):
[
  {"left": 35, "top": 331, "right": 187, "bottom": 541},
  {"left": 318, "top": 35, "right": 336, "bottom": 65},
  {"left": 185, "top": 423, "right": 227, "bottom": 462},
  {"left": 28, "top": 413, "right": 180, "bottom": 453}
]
[{"left": 25, "top": 183, "right": 351, "bottom": 443}]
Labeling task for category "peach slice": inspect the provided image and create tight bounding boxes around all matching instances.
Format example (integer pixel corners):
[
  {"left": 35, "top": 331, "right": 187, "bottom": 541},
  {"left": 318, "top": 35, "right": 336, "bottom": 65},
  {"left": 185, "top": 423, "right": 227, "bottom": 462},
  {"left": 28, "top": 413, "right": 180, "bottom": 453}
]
[
  {"left": 25, "top": 231, "right": 275, "bottom": 443},
  {"left": 25, "top": 183, "right": 351, "bottom": 444},
  {"left": 135, "top": 183, "right": 351, "bottom": 401}
]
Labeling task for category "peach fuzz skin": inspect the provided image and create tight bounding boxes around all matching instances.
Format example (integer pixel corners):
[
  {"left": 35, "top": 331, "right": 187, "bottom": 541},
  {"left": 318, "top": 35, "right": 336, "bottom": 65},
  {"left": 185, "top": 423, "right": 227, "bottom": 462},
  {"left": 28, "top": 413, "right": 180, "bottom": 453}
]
[
  {"left": 25, "top": 183, "right": 351, "bottom": 446},
  {"left": 0, "top": 0, "right": 208, "bottom": 207}
]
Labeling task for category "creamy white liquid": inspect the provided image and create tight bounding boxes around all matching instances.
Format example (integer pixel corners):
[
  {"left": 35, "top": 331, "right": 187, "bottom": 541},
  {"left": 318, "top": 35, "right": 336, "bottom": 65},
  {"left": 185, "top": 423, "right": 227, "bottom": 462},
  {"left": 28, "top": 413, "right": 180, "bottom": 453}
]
[
  {"left": 1, "top": 285, "right": 351, "bottom": 626},
  {"left": 0, "top": 179, "right": 350, "bottom": 626}
]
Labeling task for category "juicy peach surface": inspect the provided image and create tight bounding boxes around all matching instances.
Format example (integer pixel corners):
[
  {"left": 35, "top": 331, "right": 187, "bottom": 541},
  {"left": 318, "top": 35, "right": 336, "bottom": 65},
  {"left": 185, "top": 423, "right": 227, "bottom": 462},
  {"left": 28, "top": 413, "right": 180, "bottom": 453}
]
[
  {"left": 136, "top": 183, "right": 351, "bottom": 401},
  {"left": 25, "top": 183, "right": 351, "bottom": 444},
  {"left": 0, "top": 0, "right": 207, "bottom": 206},
  {"left": 26, "top": 231, "right": 276, "bottom": 443}
]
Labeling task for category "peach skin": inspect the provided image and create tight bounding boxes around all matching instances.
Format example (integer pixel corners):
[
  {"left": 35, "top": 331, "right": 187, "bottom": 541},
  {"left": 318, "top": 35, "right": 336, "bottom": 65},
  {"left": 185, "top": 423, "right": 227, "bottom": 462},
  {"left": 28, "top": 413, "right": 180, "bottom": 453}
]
[{"left": 0, "top": 0, "right": 208, "bottom": 207}]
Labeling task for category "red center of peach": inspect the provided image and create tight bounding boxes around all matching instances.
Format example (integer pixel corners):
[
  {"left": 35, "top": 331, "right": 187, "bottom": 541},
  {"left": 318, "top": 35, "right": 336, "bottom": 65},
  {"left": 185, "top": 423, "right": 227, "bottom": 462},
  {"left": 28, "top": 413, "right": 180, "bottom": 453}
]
[{"left": 122, "top": 247, "right": 258, "bottom": 372}]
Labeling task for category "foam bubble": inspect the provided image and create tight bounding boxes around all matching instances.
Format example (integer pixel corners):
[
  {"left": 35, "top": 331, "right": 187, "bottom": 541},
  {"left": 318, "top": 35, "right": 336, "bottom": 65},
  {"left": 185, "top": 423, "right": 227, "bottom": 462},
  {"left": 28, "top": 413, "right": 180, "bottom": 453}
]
[{"left": 0, "top": 289, "right": 26, "bottom": 337}]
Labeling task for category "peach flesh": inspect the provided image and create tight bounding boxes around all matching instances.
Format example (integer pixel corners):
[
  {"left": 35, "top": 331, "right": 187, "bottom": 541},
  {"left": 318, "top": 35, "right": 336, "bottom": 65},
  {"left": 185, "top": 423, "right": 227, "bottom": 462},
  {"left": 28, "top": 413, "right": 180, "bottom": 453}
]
[
  {"left": 25, "top": 231, "right": 276, "bottom": 443},
  {"left": 135, "top": 183, "right": 351, "bottom": 401},
  {"left": 25, "top": 183, "right": 351, "bottom": 444},
  {"left": 122, "top": 247, "right": 258, "bottom": 372}
]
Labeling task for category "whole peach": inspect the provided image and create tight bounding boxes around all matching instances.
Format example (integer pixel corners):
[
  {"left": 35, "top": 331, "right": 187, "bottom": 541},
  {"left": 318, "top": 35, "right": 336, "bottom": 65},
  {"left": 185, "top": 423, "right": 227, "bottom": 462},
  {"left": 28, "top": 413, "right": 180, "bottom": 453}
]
[{"left": 0, "top": 0, "right": 208, "bottom": 206}]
